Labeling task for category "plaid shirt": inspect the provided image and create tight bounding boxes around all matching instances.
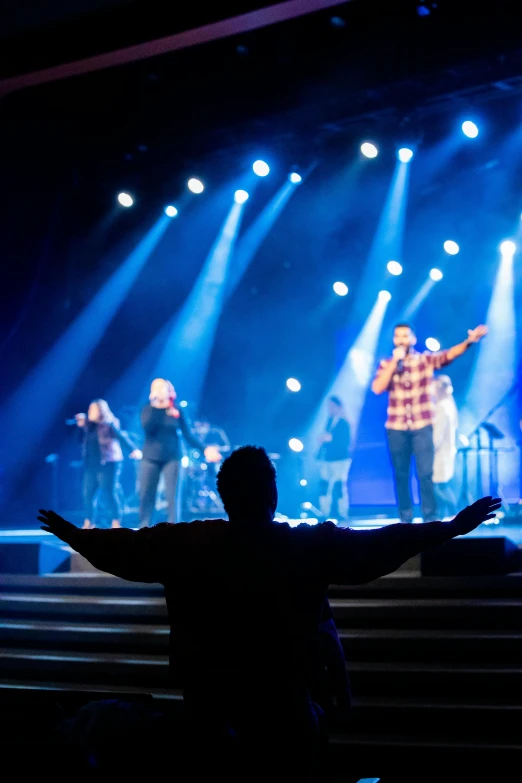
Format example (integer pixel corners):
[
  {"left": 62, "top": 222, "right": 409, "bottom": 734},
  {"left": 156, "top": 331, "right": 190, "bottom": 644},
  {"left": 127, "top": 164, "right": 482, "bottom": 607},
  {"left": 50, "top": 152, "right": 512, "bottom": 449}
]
[{"left": 375, "top": 349, "right": 452, "bottom": 431}]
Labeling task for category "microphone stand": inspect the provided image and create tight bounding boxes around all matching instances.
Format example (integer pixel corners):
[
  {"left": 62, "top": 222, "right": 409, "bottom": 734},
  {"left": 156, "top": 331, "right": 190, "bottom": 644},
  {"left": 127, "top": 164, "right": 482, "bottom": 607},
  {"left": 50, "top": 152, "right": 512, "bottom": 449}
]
[{"left": 465, "top": 382, "right": 519, "bottom": 503}]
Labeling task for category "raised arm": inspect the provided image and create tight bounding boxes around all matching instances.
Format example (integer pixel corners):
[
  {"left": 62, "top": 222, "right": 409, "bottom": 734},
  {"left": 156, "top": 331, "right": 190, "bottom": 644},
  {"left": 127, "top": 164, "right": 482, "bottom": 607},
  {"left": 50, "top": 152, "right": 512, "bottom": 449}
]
[
  {"left": 320, "top": 497, "right": 500, "bottom": 585},
  {"left": 446, "top": 324, "right": 488, "bottom": 362},
  {"left": 37, "top": 510, "right": 177, "bottom": 583},
  {"left": 371, "top": 352, "right": 400, "bottom": 395}
]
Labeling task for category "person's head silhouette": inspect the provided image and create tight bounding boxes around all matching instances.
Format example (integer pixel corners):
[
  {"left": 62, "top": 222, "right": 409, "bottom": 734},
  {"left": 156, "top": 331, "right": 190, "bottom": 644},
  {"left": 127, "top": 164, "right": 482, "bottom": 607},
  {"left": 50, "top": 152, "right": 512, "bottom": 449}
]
[{"left": 217, "top": 446, "right": 277, "bottom": 524}]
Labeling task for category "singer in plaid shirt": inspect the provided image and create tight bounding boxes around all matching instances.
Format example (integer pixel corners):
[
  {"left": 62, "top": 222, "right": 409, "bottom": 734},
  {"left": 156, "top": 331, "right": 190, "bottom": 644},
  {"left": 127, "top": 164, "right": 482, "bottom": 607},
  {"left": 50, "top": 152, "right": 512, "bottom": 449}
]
[{"left": 372, "top": 322, "right": 487, "bottom": 523}]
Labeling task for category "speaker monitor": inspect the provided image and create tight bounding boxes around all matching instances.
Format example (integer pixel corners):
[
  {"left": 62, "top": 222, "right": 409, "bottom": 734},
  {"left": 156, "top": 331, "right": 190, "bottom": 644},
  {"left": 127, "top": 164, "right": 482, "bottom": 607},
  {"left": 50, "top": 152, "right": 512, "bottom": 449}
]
[{"left": 421, "top": 536, "right": 520, "bottom": 577}]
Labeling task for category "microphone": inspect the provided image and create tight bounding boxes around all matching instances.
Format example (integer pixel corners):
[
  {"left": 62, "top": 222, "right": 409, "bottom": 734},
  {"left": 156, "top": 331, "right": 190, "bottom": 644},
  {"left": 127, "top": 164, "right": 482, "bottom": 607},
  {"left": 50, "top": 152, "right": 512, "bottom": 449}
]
[{"left": 397, "top": 359, "right": 404, "bottom": 373}]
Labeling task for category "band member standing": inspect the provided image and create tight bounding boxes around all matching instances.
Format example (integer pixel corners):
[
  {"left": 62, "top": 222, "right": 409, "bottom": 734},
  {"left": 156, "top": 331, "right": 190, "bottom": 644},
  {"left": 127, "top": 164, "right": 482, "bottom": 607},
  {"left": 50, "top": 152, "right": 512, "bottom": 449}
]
[
  {"left": 432, "top": 374, "right": 459, "bottom": 518},
  {"left": 76, "top": 399, "right": 142, "bottom": 529},
  {"left": 317, "top": 396, "right": 351, "bottom": 520},
  {"left": 371, "top": 323, "right": 487, "bottom": 523},
  {"left": 139, "top": 379, "right": 220, "bottom": 527}
]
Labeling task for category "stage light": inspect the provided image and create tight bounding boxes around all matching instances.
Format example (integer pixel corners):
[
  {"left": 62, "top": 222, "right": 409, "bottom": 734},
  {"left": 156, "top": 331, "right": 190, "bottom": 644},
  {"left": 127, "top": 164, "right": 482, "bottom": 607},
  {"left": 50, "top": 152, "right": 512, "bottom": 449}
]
[
  {"left": 164, "top": 205, "right": 178, "bottom": 217},
  {"left": 387, "top": 260, "right": 403, "bottom": 276},
  {"left": 361, "top": 142, "right": 378, "bottom": 159},
  {"left": 333, "top": 281, "right": 349, "bottom": 296},
  {"left": 289, "top": 172, "right": 302, "bottom": 184},
  {"left": 253, "top": 160, "right": 270, "bottom": 177},
  {"left": 397, "top": 147, "right": 414, "bottom": 163},
  {"left": 425, "top": 337, "right": 441, "bottom": 351},
  {"left": 286, "top": 378, "right": 301, "bottom": 392},
  {"left": 188, "top": 178, "right": 204, "bottom": 194},
  {"left": 289, "top": 438, "right": 304, "bottom": 453},
  {"left": 234, "top": 189, "right": 249, "bottom": 204},
  {"left": 179, "top": 400, "right": 188, "bottom": 408},
  {"left": 430, "top": 268, "right": 443, "bottom": 281},
  {"left": 181, "top": 455, "right": 190, "bottom": 468},
  {"left": 300, "top": 479, "right": 308, "bottom": 486},
  {"left": 462, "top": 120, "right": 479, "bottom": 139},
  {"left": 500, "top": 240, "right": 516, "bottom": 256},
  {"left": 459, "top": 434, "right": 470, "bottom": 447},
  {"left": 378, "top": 290, "right": 392, "bottom": 302},
  {"left": 444, "top": 240, "right": 459, "bottom": 255},
  {"left": 117, "top": 192, "right": 134, "bottom": 207}
]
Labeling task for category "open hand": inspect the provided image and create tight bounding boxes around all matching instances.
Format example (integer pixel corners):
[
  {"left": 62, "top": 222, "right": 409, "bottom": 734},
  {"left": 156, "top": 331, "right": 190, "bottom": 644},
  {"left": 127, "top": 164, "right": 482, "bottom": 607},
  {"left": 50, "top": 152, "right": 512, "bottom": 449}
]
[
  {"left": 37, "top": 509, "right": 78, "bottom": 543},
  {"left": 451, "top": 496, "right": 501, "bottom": 536},
  {"left": 467, "top": 324, "right": 488, "bottom": 343}
]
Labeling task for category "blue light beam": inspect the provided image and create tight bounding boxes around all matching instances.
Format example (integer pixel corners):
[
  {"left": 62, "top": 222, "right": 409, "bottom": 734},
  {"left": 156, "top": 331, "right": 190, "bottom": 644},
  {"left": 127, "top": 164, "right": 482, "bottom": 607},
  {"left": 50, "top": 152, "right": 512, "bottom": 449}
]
[{"left": 0, "top": 214, "right": 170, "bottom": 480}]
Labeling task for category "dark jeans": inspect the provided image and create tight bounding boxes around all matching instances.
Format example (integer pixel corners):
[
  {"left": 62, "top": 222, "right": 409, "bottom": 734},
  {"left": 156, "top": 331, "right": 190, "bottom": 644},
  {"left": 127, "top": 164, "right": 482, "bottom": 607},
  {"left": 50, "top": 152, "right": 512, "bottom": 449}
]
[
  {"left": 387, "top": 425, "right": 437, "bottom": 522},
  {"left": 139, "top": 458, "right": 180, "bottom": 527},
  {"left": 83, "top": 462, "right": 122, "bottom": 523}
]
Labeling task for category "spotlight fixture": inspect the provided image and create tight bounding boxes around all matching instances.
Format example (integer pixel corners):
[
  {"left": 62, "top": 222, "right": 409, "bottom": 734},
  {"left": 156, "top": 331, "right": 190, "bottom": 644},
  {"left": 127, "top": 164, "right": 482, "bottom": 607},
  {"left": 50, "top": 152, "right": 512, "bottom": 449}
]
[
  {"left": 397, "top": 148, "right": 414, "bottom": 163},
  {"left": 333, "top": 281, "right": 349, "bottom": 296},
  {"left": 253, "top": 160, "right": 270, "bottom": 177},
  {"left": 164, "top": 205, "right": 178, "bottom": 217},
  {"left": 387, "top": 260, "right": 403, "bottom": 276},
  {"left": 425, "top": 337, "right": 441, "bottom": 352},
  {"left": 462, "top": 120, "right": 479, "bottom": 139},
  {"left": 430, "top": 268, "right": 443, "bottom": 281},
  {"left": 378, "top": 290, "right": 392, "bottom": 302},
  {"left": 188, "top": 178, "right": 204, "bottom": 194},
  {"left": 300, "top": 479, "right": 308, "bottom": 486},
  {"left": 361, "top": 142, "right": 378, "bottom": 159},
  {"left": 234, "top": 189, "right": 249, "bottom": 204},
  {"left": 117, "top": 192, "right": 134, "bottom": 207},
  {"left": 289, "top": 172, "right": 302, "bottom": 184},
  {"left": 443, "top": 240, "right": 459, "bottom": 255},
  {"left": 286, "top": 378, "right": 301, "bottom": 392},
  {"left": 289, "top": 438, "right": 304, "bottom": 453},
  {"left": 500, "top": 240, "right": 516, "bottom": 256}
]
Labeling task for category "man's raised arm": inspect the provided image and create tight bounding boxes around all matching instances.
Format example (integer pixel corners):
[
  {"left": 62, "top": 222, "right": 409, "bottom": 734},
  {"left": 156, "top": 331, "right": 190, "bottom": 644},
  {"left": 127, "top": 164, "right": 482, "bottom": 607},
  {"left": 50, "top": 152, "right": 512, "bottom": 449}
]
[
  {"left": 445, "top": 324, "right": 488, "bottom": 362},
  {"left": 37, "top": 510, "right": 177, "bottom": 583},
  {"left": 319, "top": 497, "right": 500, "bottom": 585}
]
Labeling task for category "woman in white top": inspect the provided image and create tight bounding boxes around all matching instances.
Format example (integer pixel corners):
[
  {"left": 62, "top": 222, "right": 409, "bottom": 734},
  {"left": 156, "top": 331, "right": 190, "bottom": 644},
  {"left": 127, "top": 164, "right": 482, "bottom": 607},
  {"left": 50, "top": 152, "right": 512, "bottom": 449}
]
[{"left": 432, "top": 375, "right": 459, "bottom": 518}]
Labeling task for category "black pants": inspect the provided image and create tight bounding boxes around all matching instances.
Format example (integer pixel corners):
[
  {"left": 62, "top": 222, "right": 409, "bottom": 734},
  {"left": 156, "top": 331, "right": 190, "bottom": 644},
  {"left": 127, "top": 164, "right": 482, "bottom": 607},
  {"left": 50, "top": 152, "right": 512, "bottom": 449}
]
[
  {"left": 83, "top": 462, "right": 122, "bottom": 524},
  {"left": 139, "top": 458, "right": 180, "bottom": 527},
  {"left": 387, "top": 425, "right": 437, "bottom": 522}
]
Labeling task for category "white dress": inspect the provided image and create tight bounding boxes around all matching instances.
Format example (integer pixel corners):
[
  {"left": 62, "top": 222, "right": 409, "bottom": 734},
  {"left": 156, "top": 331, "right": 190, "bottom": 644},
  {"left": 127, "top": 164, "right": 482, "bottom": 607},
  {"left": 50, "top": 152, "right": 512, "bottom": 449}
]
[{"left": 432, "top": 397, "right": 458, "bottom": 484}]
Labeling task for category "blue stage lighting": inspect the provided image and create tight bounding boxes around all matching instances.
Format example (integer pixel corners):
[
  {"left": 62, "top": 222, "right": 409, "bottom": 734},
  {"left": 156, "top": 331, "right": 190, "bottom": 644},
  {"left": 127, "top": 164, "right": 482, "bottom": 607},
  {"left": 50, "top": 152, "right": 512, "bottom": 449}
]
[
  {"left": 164, "top": 205, "right": 178, "bottom": 217},
  {"left": 361, "top": 142, "right": 378, "bottom": 159},
  {"left": 387, "top": 260, "right": 403, "bottom": 276},
  {"left": 234, "top": 189, "right": 249, "bottom": 204},
  {"left": 398, "top": 148, "right": 414, "bottom": 163},
  {"left": 179, "top": 400, "right": 188, "bottom": 408},
  {"left": 188, "top": 178, "right": 204, "bottom": 194},
  {"left": 253, "top": 160, "right": 270, "bottom": 177},
  {"left": 430, "top": 268, "right": 443, "bottom": 281},
  {"left": 300, "top": 479, "right": 308, "bottom": 486},
  {"left": 378, "top": 290, "right": 392, "bottom": 302},
  {"left": 289, "top": 438, "right": 304, "bottom": 453},
  {"left": 500, "top": 240, "right": 516, "bottom": 256},
  {"left": 462, "top": 121, "right": 479, "bottom": 139},
  {"left": 444, "top": 240, "right": 459, "bottom": 255},
  {"left": 289, "top": 172, "right": 302, "bottom": 184},
  {"left": 425, "top": 337, "right": 441, "bottom": 351},
  {"left": 333, "top": 281, "right": 349, "bottom": 296},
  {"left": 286, "top": 378, "right": 301, "bottom": 392},
  {"left": 117, "top": 192, "right": 134, "bottom": 207}
]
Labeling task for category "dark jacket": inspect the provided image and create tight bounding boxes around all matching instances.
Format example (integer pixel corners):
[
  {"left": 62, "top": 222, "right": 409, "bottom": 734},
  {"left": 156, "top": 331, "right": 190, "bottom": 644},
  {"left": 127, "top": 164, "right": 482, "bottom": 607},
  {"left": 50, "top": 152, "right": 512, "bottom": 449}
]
[
  {"left": 82, "top": 420, "right": 136, "bottom": 466},
  {"left": 141, "top": 405, "right": 203, "bottom": 462},
  {"left": 320, "top": 416, "right": 351, "bottom": 462}
]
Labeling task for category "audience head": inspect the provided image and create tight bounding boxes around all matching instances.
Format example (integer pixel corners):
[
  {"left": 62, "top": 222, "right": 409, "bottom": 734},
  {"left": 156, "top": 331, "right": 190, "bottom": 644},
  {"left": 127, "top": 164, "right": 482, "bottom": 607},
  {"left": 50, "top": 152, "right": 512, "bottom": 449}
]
[
  {"left": 393, "top": 322, "right": 417, "bottom": 349},
  {"left": 217, "top": 446, "right": 277, "bottom": 522},
  {"left": 327, "top": 395, "right": 344, "bottom": 417}
]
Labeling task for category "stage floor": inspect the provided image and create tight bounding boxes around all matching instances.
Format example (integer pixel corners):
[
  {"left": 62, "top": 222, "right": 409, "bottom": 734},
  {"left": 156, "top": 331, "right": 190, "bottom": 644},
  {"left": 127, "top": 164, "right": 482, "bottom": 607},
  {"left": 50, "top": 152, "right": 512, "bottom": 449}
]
[{"left": 2, "top": 516, "right": 522, "bottom": 547}]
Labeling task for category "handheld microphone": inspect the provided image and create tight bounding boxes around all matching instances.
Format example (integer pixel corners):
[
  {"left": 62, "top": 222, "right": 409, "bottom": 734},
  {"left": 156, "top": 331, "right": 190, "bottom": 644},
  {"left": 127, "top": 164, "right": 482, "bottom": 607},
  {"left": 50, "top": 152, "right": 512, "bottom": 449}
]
[{"left": 397, "top": 359, "right": 404, "bottom": 373}]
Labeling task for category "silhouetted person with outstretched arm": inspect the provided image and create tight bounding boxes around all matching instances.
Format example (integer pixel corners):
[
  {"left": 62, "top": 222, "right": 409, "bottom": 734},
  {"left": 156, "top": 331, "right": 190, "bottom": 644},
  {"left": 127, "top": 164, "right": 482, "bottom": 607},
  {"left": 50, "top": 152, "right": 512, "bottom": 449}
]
[{"left": 39, "top": 447, "right": 500, "bottom": 782}]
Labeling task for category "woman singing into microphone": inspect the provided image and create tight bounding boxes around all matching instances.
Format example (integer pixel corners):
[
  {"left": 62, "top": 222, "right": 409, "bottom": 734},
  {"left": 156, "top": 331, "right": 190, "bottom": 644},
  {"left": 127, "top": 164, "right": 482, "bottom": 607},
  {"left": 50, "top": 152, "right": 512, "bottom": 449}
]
[
  {"left": 75, "top": 399, "right": 142, "bottom": 529},
  {"left": 139, "top": 378, "right": 220, "bottom": 527}
]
